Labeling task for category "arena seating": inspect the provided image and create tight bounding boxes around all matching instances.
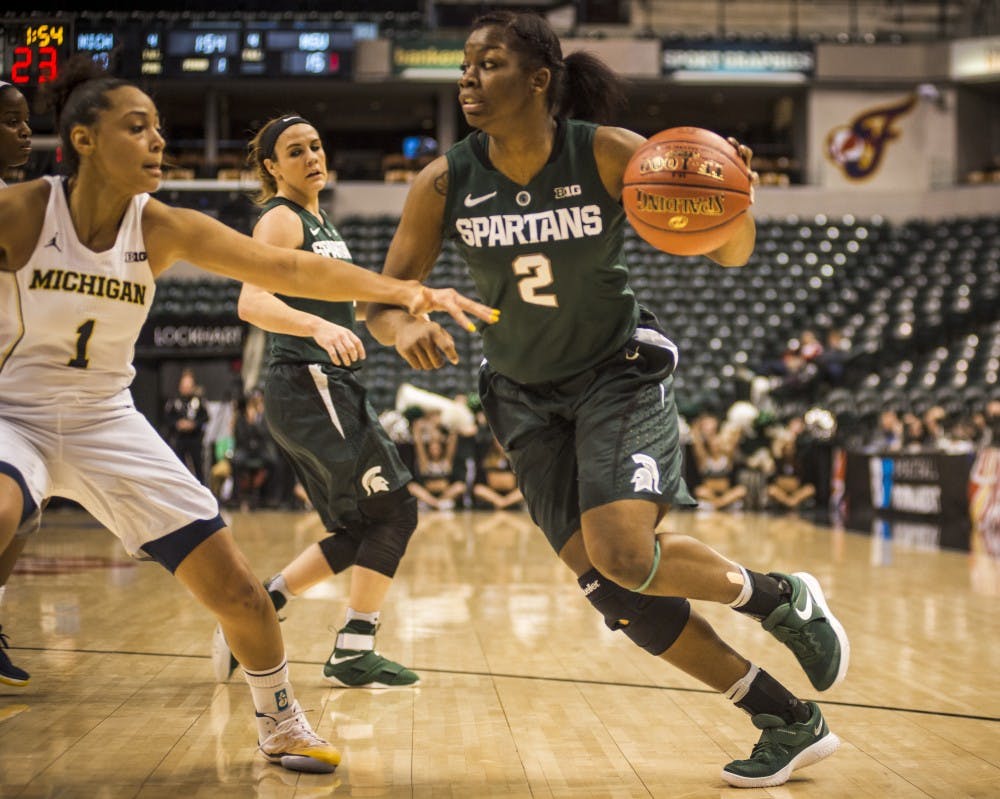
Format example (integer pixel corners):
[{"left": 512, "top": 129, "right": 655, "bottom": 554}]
[{"left": 150, "top": 192, "right": 1000, "bottom": 436}]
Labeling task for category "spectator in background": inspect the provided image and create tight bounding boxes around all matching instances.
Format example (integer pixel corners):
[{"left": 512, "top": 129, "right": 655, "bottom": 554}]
[
  {"left": 690, "top": 415, "right": 747, "bottom": 511},
  {"left": 231, "top": 389, "right": 277, "bottom": 510},
  {"left": 163, "top": 368, "right": 210, "bottom": 484},
  {"left": 816, "top": 328, "right": 849, "bottom": 388},
  {"left": 798, "top": 329, "right": 824, "bottom": 362},
  {"left": 767, "top": 418, "right": 816, "bottom": 512},
  {"left": 901, "top": 413, "right": 929, "bottom": 452},
  {"left": 868, "top": 409, "right": 903, "bottom": 452},
  {"left": 922, "top": 406, "right": 949, "bottom": 449},
  {"left": 734, "top": 410, "right": 778, "bottom": 511},
  {"left": 408, "top": 416, "right": 467, "bottom": 510},
  {"left": 980, "top": 399, "right": 1000, "bottom": 448},
  {"left": 473, "top": 434, "right": 524, "bottom": 510}
]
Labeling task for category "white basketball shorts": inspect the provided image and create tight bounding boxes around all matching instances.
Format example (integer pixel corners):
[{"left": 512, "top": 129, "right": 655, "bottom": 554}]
[{"left": 0, "top": 391, "right": 220, "bottom": 559}]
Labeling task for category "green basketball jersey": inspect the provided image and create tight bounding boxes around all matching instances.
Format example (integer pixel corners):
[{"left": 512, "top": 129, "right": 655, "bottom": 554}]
[
  {"left": 259, "top": 197, "right": 357, "bottom": 366},
  {"left": 443, "top": 119, "right": 638, "bottom": 385}
]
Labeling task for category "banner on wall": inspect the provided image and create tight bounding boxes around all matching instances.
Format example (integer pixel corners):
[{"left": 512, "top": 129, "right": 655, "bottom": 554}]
[
  {"left": 661, "top": 41, "right": 814, "bottom": 80},
  {"left": 824, "top": 94, "right": 917, "bottom": 181},
  {"left": 136, "top": 318, "right": 247, "bottom": 357},
  {"left": 844, "top": 451, "right": 973, "bottom": 551},
  {"left": 392, "top": 38, "right": 464, "bottom": 79},
  {"left": 950, "top": 36, "right": 1000, "bottom": 80}
]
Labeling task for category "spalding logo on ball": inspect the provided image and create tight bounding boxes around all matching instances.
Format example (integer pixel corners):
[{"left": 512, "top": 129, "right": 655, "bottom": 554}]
[{"left": 623, "top": 127, "right": 751, "bottom": 256}]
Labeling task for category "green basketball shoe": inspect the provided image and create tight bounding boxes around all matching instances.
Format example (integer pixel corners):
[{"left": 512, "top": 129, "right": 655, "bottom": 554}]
[
  {"left": 722, "top": 701, "right": 840, "bottom": 788},
  {"left": 322, "top": 620, "right": 419, "bottom": 689},
  {"left": 762, "top": 572, "right": 849, "bottom": 691}
]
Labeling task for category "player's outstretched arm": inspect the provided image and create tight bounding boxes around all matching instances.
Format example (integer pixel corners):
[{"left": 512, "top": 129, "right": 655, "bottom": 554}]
[{"left": 143, "top": 198, "right": 497, "bottom": 331}]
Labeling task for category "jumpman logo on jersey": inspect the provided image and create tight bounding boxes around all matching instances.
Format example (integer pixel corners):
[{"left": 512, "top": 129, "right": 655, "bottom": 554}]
[{"left": 45, "top": 233, "right": 62, "bottom": 252}]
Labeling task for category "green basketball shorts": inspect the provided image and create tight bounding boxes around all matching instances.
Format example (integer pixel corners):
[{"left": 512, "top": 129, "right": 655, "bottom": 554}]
[
  {"left": 479, "top": 324, "right": 696, "bottom": 553},
  {"left": 264, "top": 362, "right": 412, "bottom": 531}
]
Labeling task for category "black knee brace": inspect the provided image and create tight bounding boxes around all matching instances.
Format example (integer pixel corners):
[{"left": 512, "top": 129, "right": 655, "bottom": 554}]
[
  {"left": 354, "top": 488, "right": 418, "bottom": 578},
  {"left": 578, "top": 567, "right": 690, "bottom": 656},
  {"left": 318, "top": 531, "right": 362, "bottom": 574}
]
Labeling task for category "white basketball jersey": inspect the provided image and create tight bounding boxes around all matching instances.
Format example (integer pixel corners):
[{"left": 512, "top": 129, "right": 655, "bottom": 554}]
[{"left": 0, "top": 176, "right": 156, "bottom": 405}]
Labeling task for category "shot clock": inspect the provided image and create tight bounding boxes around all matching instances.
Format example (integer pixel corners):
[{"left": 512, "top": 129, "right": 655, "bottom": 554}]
[{"left": 2, "top": 20, "right": 73, "bottom": 88}]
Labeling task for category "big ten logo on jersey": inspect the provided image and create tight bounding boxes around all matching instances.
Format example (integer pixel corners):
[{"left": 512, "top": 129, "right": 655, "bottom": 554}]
[
  {"left": 554, "top": 183, "right": 581, "bottom": 199},
  {"left": 312, "top": 240, "right": 352, "bottom": 259}
]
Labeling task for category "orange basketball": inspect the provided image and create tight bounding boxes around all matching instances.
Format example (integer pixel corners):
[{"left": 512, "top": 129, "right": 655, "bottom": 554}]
[{"left": 623, "top": 127, "right": 752, "bottom": 256}]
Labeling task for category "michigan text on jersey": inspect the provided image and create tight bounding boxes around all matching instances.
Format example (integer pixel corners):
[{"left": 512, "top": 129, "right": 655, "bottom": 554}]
[{"left": 28, "top": 268, "right": 149, "bottom": 305}]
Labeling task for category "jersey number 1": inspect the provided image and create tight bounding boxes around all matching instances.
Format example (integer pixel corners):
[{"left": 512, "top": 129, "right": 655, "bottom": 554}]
[
  {"left": 69, "top": 319, "right": 95, "bottom": 369},
  {"left": 512, "top": 253, "right": 558, "bottom": 308}
]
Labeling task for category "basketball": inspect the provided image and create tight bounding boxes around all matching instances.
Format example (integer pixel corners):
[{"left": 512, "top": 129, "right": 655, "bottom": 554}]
[{"left": 623, "top": 127, "right": 752, "bottom": 256}]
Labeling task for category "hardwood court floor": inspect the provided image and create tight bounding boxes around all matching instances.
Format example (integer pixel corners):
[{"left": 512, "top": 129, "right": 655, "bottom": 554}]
[{"left": 1, "top": 506, "right": 998, "bottom": 798}]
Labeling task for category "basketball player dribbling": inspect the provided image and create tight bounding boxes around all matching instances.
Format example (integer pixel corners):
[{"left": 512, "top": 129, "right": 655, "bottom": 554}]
[
  {"left": 366, "top": 11, "right": 849, "bottom": 789},
  {"left": 0, "top": 57, "right": 496, "bottom": 773}
]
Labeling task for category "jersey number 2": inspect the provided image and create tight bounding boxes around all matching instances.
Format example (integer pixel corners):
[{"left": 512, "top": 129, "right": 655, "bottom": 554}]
[
  {"left": 512, "top": 253, "right": 558, "bottom": 308},
  {"left": 69, "top": 319, "right": 95, "bottom": 369}
]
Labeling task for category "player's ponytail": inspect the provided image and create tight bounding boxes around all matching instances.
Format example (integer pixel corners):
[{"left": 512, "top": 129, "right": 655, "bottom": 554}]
[
  {"left": 561, "top": 51, "right": 627, "bottom": 125},
  {"left": 470, "top": 11, "right": 627, "bottom": 125},
  {"left": 38, "top": 55, "right": 130, "bottom": 176}
]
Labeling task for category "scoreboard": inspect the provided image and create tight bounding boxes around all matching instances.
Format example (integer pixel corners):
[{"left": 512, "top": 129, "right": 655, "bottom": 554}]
[
  {"left": 2, "top": 17, "right": 374, "bottom": 84},
  {"left": 66, "top": 19, "right": 376, "bottom": 80},
  {"left": 1, "top": 20, "right": 73, "bottom": 90}
]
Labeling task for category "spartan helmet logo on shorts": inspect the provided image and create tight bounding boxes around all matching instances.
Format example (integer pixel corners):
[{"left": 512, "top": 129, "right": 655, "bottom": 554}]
[
  {"left": 362, "top": 466, "right": 390, "bottom": 496},
  {"left": 630, "top": 454, "right": 662, "bottom": 494}
]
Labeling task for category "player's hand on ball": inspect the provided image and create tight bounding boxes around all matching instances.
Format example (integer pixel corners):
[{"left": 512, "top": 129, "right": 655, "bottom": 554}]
[{"left": 727, "top": 137, "right": 759, "bottom": 204}]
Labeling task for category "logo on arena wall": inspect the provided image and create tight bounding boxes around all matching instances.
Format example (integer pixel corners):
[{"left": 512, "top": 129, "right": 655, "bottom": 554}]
[
  {"left": 630, "top": 453, "right": 662, "bottom": 494},
  {"left": 362, "top": 466, "right": 390, "bottom": 495},
  {"left": 825, "top": 94, "right": 917, "bottom": 181}
]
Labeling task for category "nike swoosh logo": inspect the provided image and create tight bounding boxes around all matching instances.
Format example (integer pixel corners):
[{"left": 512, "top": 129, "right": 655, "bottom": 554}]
[
  {"left": 795, "top": 590, "right": 814, "bottom": 621},
  {"left": 309, "top": 226, "right": 321, "bottom": 235},
  {"left": 625, "top": 349, "right": 640, "bottom": 360},
  {"left": 464, "top": 191, "right": 497, "bottom": 207},
  {"left": 813, "top": 721, "right": 823, "bottom": 735}
]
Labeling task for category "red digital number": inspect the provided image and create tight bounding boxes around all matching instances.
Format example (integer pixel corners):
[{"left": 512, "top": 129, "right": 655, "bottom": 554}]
[
  {"left": 38, "top": 46, "right": 58, "bottom": 82},
  {"left": 12, "top": 46, "right": 32, "bottom": 84}
]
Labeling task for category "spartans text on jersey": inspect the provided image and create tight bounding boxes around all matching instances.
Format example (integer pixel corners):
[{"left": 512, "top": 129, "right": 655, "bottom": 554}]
[
  {"left": 455, "top": 205, "right": 603, "bottom": 248},
  {"left": 29, "top": 268, "right": 148, "bottom": 305}
]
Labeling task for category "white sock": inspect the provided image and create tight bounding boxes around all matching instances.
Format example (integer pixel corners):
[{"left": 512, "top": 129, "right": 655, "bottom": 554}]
[
  {"left": 727, "top": 565, "right": 753, "bottom": 609},
  {"left": 345, "top": 608, "right": 379, "bottom": 626},
  {"left": 267, "top": 573, "right": 292, "bottom": 603},
  {"left": 724, "top": 663, "right": 760, "bottom": 704},
  {"left": 337, "top": 608, "right": 378, "bottom": 652},
  {"left": 244, "top": 659, "right": 296, "bottom": 719}
]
